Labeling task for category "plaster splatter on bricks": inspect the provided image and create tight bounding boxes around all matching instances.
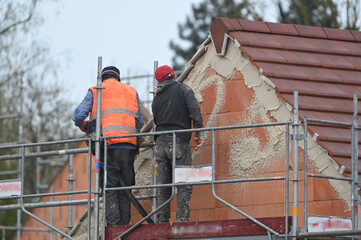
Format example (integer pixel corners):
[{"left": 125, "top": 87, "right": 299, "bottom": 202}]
[
  {"left": 185, "top": 75, "right": 225, "bottom": 159},
  {"left": 228, "top": 38, "right": 355, "bottom": 217},
  {"left": 229, "top": 98, "right": 285, "bottom": 178}
]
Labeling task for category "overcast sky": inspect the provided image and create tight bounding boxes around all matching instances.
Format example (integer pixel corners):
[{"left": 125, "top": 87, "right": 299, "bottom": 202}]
[{"left": 37, "top": 0, "right": 278, "bottom": 107}]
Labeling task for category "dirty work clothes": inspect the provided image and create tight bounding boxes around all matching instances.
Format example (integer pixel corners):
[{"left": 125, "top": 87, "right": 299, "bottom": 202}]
[
  {"left": 155, "top": 135, "right": 192, "bottom": 223},
  {"left": 152, "top": 80, "right": 203, "bottom": 141},
  {"left": 104, "top": 148, "right": 136, "bottom": 226}
]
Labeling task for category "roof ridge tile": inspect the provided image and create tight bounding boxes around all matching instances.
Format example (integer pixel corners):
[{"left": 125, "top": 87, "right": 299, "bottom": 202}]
[
  {"left": 294, "top": 24, "right": 327, "bottom": 39},
  {"left": 266, "top": 22, "right": 299, "bottom": 36},
  {"left": 350, "top": 30, "right": 361, "bottom": 42},
  {"left": 322, "top": 27, "right": 356, "bottom": 41},
  {"left": 237, "top": 19, "right": 271, "bottom": 33}
]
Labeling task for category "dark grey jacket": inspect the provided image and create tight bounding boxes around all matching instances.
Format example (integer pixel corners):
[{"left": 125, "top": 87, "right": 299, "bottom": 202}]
[{"left": 152, "top": 80, "right": 203, "bottom": 142}]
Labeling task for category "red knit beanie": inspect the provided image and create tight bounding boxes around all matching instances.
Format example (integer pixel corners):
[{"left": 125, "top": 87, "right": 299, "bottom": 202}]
[{"left": 155, "top": 65, "right": 175, "bottom": 82}]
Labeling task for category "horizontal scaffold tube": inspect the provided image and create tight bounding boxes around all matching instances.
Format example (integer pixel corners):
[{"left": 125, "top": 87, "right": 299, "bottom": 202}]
[
  {"left": 0, "top": 148, "right": 88, "bottom": 161},
  {"left": 0, "top": 199, "right": 93, "bottom": 210},
  {"left": 298, "top": 229, "right": 361, "bottom": 238}
]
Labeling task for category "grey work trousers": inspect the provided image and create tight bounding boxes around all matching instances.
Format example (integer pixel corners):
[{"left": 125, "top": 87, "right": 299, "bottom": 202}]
[{"left": 155, "top": 135, "right": 192, "bottom": 223}]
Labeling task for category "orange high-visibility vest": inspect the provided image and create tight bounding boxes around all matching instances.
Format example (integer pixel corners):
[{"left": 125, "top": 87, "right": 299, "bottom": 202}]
[{"left": 89, "top": 78, "right": 139, "bottom": 146}]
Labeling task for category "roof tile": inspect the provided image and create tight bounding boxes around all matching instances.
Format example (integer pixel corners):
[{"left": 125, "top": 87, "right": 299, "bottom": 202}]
[
  {"left": 270, "top": 78, "right": 295, "bottom": 93},
  {"left": 317, "top": 68, "right": 343, "bottom": 83},
  {"left": 351, "top": 30, "right": 361, "bottom": 42},
  {"left": 315, "top": 126, "right": 346, "bottom": 142},
  {"left": 333, "top": 70, "right": 360, "bottom": 84},
  {"left": 210, "top": 17, "right": 236, "bottom": 54},
  {"left": 324, "top": 40, "right": 352, "bottom": 55},
  {"left": 321, "top": 142, "right": 350, "bottom": 157},
  {"left": 323, "top": 27, "right": 355, "bottom": 41},
  {"left": 266, "top": 22, "right": 299, "bottom": 36},
  {"left": 272, "top": 35, "right": 318, "bottom": 52},
  {"left": 318, "top": 83, "right": 347, "bottom": 98},
  {"left": 241, "top": 46, "right": 287, "bottom": 63},
  {"left": 209, "top": 18, "right": 361, "bottom": 181},
  {"left": 294, "top": 24, "right": 327, "bottom": 38},
  {"left": 228, "top": 18, "right": 243, "bottom": 30},
  {"left": 342, "top": 42, "right": 361, "bottom": 56},
  {"left": 278, "top": 50, "right": 306, "bottom": 65},
  {"left": 328, "top": 112, "right": 352, "bottom": 123},
  {"left": 230, "top": 32, "right": 283, "bottom": 49},
  {"left": 314, "top": 54, "right": 356, "bottom": 70},
  {"left": 345, "top": 56, "right": 361, "bottom": 70},
  {"left": 237, "top": 19, "right": 271, "bottom": 33}
]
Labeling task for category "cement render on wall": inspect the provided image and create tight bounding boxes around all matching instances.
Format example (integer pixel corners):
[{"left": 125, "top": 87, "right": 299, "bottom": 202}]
[{"left": 181, "top": 38, "right": 354, "bottom": 220}]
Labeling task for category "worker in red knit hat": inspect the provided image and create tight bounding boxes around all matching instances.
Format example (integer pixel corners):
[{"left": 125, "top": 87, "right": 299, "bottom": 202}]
[{"left": 152, "top": 65, "right": 204, "bottom": 223}]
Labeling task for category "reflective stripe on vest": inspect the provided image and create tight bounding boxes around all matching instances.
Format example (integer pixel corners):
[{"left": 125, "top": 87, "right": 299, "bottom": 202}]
[
  {"left": 89, "top": 108, "right": 138, "bottom": 122},
  {"left": 89, "top": 78, "right": 139, "bottom": 146}
]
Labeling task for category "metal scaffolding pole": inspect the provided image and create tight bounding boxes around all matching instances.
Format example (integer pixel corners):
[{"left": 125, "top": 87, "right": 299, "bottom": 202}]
[
  {"left": 50, "top": 186, "right": 54, "bottom": 240},
  {"left": 93, "top": 56, "right": 102, "bottom": 240},
  {"left": 291, "top": 91, "right": 299, "bottom": 239},
  {"left": 19, "top": 145, "right": 75, "bottom": 239},
  {"left": 304, "top": 118, "right": 308, "bottom": 234},
  {"left": 67, "top": 152, "right": 74, "bottom": 233},
  {"left": 152, "top": 60, "right": 158, "bottom": 223},
  {"left": 352, "top": 94, "right": 359, "bottom": 237},
  {"left": 36, "top": 123, "right": 41, "bottom": 194},
  {"left": 285, "top": 123, "right": 290, "bottom": 240},
  {"left": 16, "top": 76, "right": 24, "bottom": 240}
]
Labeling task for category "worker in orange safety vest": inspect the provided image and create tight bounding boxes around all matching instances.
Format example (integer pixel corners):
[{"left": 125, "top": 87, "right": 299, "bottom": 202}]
[{"left": 72, "top": 66, "right": 144, "bottom": 225}]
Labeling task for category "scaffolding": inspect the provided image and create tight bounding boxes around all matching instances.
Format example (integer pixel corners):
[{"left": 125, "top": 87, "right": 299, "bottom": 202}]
[{"left": 0, "top": 58, "right": 360, "bottom": 240}]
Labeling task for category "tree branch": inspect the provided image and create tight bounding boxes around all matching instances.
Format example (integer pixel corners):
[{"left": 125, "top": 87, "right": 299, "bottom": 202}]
[{"left": 0, "top": 0, "right": 37, "bottom": 36}]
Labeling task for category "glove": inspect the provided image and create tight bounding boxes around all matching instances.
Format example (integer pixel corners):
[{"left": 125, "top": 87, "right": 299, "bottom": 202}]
[
  {"left": 79, "top": 120, "right": 89, "bottom": 132},
  {"left": 194, "top": 137, "right": 204, "bottom": 151}
]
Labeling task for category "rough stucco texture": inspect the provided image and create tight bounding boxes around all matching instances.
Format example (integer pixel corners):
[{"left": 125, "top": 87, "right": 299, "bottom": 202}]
[{"left": 131, "top": 39, "right": 351, "bottom": 227}]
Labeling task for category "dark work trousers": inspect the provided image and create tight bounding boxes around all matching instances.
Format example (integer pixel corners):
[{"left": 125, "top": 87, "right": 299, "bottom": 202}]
[
  {"left": 105, "top": 148, "right": 136, "bottom": 226},
  {"left": 91, "top": 142, "right": 136, "bottom": 225},
  {"left": 155, "top": 135, "right": 192, "bottom": 223}
]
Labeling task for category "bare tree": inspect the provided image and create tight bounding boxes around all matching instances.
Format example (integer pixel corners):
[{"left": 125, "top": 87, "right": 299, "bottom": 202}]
[
  {"left": 0, "top": 1, "right": 76, "bottom": 238},
  {"left": 277, "top": 0, "right": 360, "bottom": 30},
  {"left": 169, "top": 0, "right": 264, "bottom": 70}
]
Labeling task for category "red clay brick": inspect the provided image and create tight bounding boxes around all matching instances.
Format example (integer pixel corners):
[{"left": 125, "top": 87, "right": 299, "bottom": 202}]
[
  {"left": 199, "top": 84, "right": 217, "bottom": 115},
  {"left": 232, "top": 70, "right": 245, "bottom": 81},
  {"left": 190, "top": 185, "right": 217, "bottom": 209},
  {"left": 313, "top": 177, "right": 339, "bottom": 201},
  {"left": 213, "top": 182, "right": 246, "bottom": 207},
  {"left": 243, "top": 180, "right": 286, "bottom": 205},
  {"left": 204, "top": 68, "right": 217, "bottom": 81},
  {"left": 221, "top": 79, "right": 255, "bottom": 113}
]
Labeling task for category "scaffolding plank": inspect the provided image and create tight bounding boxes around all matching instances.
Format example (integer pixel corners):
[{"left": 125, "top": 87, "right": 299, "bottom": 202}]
[{"left": 106, "top": 217, "right": 291, "bottom": 240}]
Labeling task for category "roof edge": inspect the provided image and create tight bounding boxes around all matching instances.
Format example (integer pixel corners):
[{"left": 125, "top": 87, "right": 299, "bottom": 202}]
[{"left": 210, "top": 17, "right": 361, "bottom": 45}]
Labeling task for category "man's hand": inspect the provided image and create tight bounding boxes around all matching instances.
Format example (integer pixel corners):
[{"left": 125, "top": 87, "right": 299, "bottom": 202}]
[
  {"left": 194, "top": 137, "right": 204, "bottom": 151},
  {"left": 79, "top": 120, "right": 89, "bottom": 132}
]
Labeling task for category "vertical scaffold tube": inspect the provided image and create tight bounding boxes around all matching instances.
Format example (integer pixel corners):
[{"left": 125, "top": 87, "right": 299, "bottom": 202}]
[
  {"left": 291, "top": 91, "right": 299, "bottom": 239},
  {"left": 152, "top": 60, "right": 158, "bottom": 223},
  {"left": 285, "top": 124, "right": 290, "bottom": 240},
  {"left": 352, "top": 94, "right": 359, "bottom": 234},
  {"left": 93, "top": 56, "right": 102, "bottom": 240},
  {"left": 304, "top": 118, "right": 308, "bottom": 234},
  {"left": 17, "top": 77, "right": 24, "bottom": 240}
]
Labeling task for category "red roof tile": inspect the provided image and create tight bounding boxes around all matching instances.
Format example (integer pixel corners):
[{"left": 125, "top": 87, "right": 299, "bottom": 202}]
[
  {"left": 209, "top": 17, "right": 361, "bottom": 181},
  {"left": 230, "top": 32, "right": 283, "bottom": 49},
  {"left": 351, "top": 30, "right": 361, "bottom": 42},
  {"left": 237, "top": 19, "right": 271, "bottom": 33},
  {"left": 266, "top": 22, "right": 299, "bottom": 36},
  {"left": 323, "top": 27, "right": 356, "bottom": 41},
  {"left": 294, "top": 24, "right": 327, "bottom": 38}
]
